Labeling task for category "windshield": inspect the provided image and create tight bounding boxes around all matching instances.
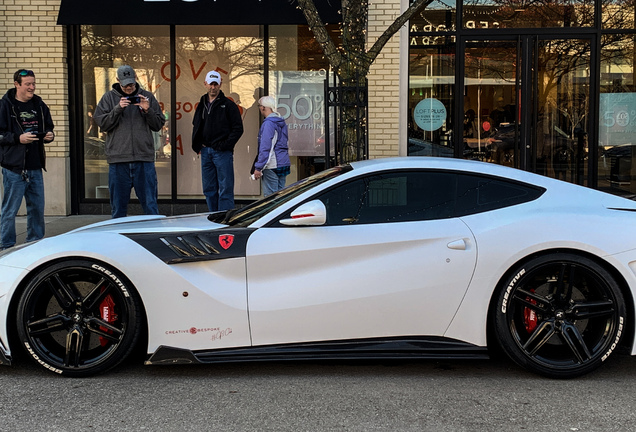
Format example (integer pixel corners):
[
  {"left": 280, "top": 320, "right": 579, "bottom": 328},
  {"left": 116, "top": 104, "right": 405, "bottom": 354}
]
[{"left": 213, "top": 165, "right": 352, "bottom": 227}]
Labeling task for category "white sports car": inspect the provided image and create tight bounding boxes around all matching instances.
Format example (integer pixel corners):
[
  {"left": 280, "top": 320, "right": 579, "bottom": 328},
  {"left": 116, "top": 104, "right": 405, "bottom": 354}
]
[{"left": 0, "top": 157, "right": 635, "bottom": 378}]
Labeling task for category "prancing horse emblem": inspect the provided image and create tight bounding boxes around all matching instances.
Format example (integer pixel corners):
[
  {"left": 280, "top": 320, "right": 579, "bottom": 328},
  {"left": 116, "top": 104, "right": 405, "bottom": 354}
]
[{"left": 219, "top": 234, "right": 234, "bottom": 250}]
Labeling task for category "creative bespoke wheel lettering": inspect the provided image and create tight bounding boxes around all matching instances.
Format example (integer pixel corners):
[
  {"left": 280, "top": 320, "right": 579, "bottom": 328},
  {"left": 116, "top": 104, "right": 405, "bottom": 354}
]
[
  {"left": 494, "top": 253, "right": 626, "bottom": 378},
  {"left": 15, "top": 259, "right": 141, "bottom": 377}
]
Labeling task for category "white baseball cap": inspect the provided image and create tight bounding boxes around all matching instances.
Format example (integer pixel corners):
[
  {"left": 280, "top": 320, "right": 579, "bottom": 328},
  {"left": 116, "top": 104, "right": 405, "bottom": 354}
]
[{"left": 205, "top": 71, "right": 222, "bottom": 85}]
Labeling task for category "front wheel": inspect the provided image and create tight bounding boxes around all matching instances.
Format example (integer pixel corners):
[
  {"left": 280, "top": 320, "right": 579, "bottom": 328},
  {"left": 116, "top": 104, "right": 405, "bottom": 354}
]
[
  {"left": 16, "top": 259, "right": 142, "bottom": 377},
  {"left": 494, "top": 253, "right": 626, "bottom": 378}
]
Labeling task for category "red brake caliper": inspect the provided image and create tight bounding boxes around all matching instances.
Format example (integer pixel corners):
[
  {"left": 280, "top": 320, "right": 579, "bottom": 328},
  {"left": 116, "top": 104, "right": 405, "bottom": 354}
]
[
  {"left": 99, "top": 294, "right": 117, "bottom": 346},
  {"left": 524, "top": 290, "right": 538, "bottom": 333}
]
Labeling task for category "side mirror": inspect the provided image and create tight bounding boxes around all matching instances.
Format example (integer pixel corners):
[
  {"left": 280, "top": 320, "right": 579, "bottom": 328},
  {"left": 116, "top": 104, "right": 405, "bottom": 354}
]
[{"left": 279, "top": 199, "right": 327, "bottom": 226}]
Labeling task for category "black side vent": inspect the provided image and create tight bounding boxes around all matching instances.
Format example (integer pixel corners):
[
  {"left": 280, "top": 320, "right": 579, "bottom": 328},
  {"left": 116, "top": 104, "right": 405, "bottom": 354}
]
[{"left": 125, "top": 228, "right": 256, "bottom": 264}]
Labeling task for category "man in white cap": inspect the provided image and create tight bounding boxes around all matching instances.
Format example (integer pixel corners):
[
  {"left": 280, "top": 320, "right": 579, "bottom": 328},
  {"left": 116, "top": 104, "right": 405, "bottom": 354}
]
[
  {"left": 191, "top": 70, "right": 244, "bottom": 212},
  {"left": 94, "top": 65, "right": 165, "bottom": 218}
]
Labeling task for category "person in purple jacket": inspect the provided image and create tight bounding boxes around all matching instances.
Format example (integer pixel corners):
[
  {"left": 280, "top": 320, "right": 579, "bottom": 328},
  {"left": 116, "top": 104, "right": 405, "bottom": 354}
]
[{"left": 252, "top": 96, "right": 290, "bottom": 196}]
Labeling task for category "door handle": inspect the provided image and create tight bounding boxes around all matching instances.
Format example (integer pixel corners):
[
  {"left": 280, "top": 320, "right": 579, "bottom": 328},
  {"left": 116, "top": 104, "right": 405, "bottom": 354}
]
[{"left": 447, "top": 239, "right": 467, "bottom": 250}]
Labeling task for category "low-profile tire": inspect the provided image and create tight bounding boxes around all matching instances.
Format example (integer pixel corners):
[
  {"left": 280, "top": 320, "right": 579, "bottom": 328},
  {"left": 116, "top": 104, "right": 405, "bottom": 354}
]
[
  {"left": 494, "top": 253, "right": 626, "bottom": 378},
  {"left": 15, "top": 259, "right": 142, "bottom": 377}
]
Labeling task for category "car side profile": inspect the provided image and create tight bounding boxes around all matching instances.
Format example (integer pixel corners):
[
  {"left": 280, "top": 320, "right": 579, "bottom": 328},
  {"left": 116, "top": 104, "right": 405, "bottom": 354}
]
[{"left": 0, "top": 157, "right": 634, "bottom": 378}]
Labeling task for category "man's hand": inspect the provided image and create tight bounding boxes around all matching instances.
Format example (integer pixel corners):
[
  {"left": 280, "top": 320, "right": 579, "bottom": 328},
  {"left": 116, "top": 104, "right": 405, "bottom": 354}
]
[
  {"left": 119, "top": 97, "right": 131, "bottom": 109},
  {"left": 139, "top": 95, "right": 150, "bottom": 112},
  {"left": 20, "top": 133, "right": 40, "bottom": 144}
]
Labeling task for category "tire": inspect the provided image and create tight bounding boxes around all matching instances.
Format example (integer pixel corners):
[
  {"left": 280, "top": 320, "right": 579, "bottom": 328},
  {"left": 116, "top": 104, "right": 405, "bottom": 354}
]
[
  {"left": 15, "top": 259, "right": 142, "bottom": 377},
  {"left": 494, "top": 253, "right": 626, "bottom": 378}
]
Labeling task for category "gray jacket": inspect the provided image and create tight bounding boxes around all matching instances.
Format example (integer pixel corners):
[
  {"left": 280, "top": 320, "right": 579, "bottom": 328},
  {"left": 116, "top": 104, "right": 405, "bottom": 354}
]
[{"left": 94, "top": 84, "right": 165, "bottom": 164}]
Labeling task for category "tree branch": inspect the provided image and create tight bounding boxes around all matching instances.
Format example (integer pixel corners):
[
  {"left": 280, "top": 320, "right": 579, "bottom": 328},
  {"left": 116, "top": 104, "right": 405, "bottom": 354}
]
[
  {"left": 366, "top": 0, "right": 434, "bottom": 65},
  {"left": 297, "top": 0, "right": 344, "bottom": 72}
]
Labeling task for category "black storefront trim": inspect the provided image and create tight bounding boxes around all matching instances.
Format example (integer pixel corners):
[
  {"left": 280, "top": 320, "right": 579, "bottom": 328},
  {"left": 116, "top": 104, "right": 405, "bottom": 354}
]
[{"left": 57, "top": 0, "right": 341, "bottom": 25}]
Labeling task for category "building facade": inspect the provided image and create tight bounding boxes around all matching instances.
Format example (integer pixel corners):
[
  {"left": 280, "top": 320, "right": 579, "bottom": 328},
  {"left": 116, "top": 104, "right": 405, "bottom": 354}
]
[{"left": 0, "top": 0, "right": 635, "bottom": 216}]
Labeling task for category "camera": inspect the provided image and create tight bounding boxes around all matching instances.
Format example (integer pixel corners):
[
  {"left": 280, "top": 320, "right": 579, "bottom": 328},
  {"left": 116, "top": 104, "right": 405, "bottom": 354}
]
[{"left": 127, "top": 95, "right": 141, "bottom": 104}]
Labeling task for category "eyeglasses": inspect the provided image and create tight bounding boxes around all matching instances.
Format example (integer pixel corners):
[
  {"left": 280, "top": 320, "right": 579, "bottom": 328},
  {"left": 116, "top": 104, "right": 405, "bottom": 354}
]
[{"left": 19, "top": 70, "right": 35, "bottom": 77}]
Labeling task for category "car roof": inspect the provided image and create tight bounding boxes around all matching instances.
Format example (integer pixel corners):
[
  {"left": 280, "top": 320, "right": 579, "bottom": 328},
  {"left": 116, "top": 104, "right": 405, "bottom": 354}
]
[
  {"left": 349, "top": 157, "right": 541, "bottom": 182},
  {"left": 347, "top": 157, "right": 636, "bottom": 209}
]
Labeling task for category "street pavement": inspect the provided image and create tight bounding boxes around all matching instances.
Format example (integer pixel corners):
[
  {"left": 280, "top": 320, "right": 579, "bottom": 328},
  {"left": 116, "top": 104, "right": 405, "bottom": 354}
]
[{"left": 15, "top": 214, "right": 110, "bottom": 245}]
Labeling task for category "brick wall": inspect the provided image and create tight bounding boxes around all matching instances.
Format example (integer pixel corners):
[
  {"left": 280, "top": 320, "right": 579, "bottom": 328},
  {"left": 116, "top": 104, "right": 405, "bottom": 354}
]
[
  {"left": 367, "top": 0, "right": 405, "bottom": 159},
  {"left": 0, "top": 0, "right": 70, "bottom": 215}
]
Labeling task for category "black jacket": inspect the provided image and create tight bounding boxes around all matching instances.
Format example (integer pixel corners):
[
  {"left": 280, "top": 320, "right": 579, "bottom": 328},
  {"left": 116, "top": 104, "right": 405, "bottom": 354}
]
[
  {"left": 191, "top": 90, "right": 243, "bottom": 153},
  {"left": 0, "top": 88, "right": 54, "bottom": 172}
]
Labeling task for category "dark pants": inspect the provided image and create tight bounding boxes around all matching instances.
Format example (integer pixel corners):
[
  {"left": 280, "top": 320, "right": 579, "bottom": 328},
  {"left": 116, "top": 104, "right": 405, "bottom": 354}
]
[{"left": 108, "top": 162, "right": 159, "bottom": 218}]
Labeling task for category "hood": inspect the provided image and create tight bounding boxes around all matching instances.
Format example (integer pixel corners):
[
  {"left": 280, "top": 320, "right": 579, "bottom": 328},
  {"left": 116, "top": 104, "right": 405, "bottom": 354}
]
[
  {"left": 266, "top": 112, "right": 286, "bottom": 126},
  {"left": 66, "top": 213, "right": 228, "bottom": 236},
  {"left": 111, "top": 82, "right": 139, "bottom": 97}
]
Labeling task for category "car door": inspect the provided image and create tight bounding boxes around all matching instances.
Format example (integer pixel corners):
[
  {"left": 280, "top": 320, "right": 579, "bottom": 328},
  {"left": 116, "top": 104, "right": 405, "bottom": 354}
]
[{"left": 246, "top": 170, "right": 478, "bottom": 346}]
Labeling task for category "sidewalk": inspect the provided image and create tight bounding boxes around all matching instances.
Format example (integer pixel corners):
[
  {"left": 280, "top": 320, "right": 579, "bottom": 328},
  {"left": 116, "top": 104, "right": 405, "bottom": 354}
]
[{"left": 15, "top": 215, "right": 111, "bottom": 245}]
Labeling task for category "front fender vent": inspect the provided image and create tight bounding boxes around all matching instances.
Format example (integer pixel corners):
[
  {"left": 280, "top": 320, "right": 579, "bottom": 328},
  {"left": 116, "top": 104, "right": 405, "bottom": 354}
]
[{"left": 125, "top": 228, "right": 256, "bottom": 264}]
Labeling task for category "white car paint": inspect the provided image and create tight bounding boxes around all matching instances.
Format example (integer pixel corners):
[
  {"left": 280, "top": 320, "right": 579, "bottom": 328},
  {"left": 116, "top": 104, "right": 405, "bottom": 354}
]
[{"left": 2, "top": 157, "right": 636, "bottom": 373}]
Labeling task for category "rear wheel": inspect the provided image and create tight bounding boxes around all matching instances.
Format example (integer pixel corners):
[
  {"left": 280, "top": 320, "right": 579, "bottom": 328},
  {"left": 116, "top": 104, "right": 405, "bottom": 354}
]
[
  {"left": 16, "top": 259, "right": 141, "bottom": 377},
  {"left": 494, "top": 253, "right": 626, "bottom": 378}
]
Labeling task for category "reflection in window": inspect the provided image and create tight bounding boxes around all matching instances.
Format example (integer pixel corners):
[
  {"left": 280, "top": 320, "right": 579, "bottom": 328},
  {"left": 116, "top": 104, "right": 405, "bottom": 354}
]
[
  {"left": 269, "top": 25, "right": 341, "bottom": 181},
  {"left": 410, "top": 0, "right": 457, "bottom": 34},
  {"left": 463, "top": 41, "right": 517, "bottom": 166},
  {"left": 602, "top": 0, "right": 636, "bottom": 30},
  {"left": 462, "top": 0, "right": 594, "bottom": 29},
  {"left": 175, "top": 26, "right": 264, "bottom": 200},
  {"left": 599, "top": 35, "right": 636, "bottom": 195},
  {"left": 81, "top": 25, "right": 171, "bottom": 200},
  {"left": 408, "top": 46, "right": 455, "bottom": 157}
]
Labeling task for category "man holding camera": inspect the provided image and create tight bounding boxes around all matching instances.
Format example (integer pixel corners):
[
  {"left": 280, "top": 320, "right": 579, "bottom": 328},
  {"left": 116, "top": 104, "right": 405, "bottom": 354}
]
[
  {"left": 94, "top": 65, "right": 165, "bottom": 218},
  {"left": 0, "top": 69, "right": 55, "bottom": 250}
]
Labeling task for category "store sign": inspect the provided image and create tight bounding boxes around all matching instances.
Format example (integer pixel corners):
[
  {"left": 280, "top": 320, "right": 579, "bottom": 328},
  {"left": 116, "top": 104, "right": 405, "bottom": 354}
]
[
  {"left": 599, "top": 93, "right": 636, "bottom": 147},
  {"left": 58, "top": 0, "right": 341, "bottom": 25},
  {"left": 413, "top": 98, "right": 446, "bottom": 132},
  {"left": 270, "top": 71, "right": 333, "bottom": 157}
]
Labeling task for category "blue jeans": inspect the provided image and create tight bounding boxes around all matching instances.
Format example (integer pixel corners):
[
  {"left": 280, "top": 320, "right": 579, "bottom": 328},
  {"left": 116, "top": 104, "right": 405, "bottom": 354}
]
[
  {"left": 201, "top": 147, "right": 234, "bottom": 212},
  {"left": 108, "top": 162, "right": 159, "bottom": 219},
  {"left": 261, "top": 168, "right": 287, "bottom": 197},
  {"left": 1, "top": 168, "right": 45, "bottom": 249}
]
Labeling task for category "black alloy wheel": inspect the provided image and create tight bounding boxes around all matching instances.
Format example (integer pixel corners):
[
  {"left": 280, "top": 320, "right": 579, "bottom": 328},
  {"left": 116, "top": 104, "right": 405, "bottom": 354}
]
[
  {"left": 16, "top": 259, "right": 142, "bottom": 377},
  {"left": 494, "top": 253, "right": 626, "bottom": 378}
]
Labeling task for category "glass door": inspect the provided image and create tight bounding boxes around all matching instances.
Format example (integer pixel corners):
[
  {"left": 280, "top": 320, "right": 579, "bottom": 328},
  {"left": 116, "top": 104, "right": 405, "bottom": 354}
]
[
  {"left": 462, "top": 37, "right": 591, "bottom": 186},
  {"left": 533, "top": 38, "right": 591, "bottom": 186},
  {"left": 463, "top": 40, "right": 519, "bottom": 166}
]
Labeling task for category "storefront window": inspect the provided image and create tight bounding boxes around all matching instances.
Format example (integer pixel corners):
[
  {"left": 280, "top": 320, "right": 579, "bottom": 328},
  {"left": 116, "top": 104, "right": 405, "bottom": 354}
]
[
  {"left": 463, "top": 0, "right": 594, "bottom": 29},
  {"left": 410, "top": 0, "right": 457, "bottom": 34},
  {"left": 599, "top": 34, "right": 636, "bottom": 193},
  {"left": 81, "top": 25, "right": 171, "bottom": 200},
  {"left": 269, "top": 25, "right": 339, "bottom": 179},
  {"left": 174, "top": 26, "right": 264, "bottom": 200},
  {"left": 602, "top": 0, "right": 636, "bottom": 30},
  {"left": 408, "top": 45, "right": 455, "bottom": 157},
  {"left": 463, "top": 41, "right": 517, "bottom": 165}
]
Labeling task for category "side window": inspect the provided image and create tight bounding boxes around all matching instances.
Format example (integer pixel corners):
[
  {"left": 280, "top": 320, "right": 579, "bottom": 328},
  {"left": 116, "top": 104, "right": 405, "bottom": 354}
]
[
  {"left": 455, "top": 174, "right": 545, "bottom": 216},
  {"left": 316, "top": 171, "right": 457, "bottom": 225}
]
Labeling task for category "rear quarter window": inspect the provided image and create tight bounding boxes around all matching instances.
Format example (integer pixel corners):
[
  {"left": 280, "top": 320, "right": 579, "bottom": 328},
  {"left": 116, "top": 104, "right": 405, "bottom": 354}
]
[{"left": 454, "top": 174, "right": 545, "bottom": 216}]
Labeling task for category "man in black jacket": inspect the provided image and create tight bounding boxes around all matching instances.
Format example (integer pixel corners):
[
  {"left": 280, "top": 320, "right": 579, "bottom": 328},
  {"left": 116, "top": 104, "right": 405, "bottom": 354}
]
[
  {"left": 192, "top": 71, "right": 243, "bottom": 212},
  {"left": 0, "top": 69, "right": 54, "bottom": 249}
]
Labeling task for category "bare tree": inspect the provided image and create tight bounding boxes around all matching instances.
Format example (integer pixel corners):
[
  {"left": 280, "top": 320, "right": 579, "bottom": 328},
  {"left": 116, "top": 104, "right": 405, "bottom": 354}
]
[{"left": 296, "top": 0, "right": 434, "bottom": 162}]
